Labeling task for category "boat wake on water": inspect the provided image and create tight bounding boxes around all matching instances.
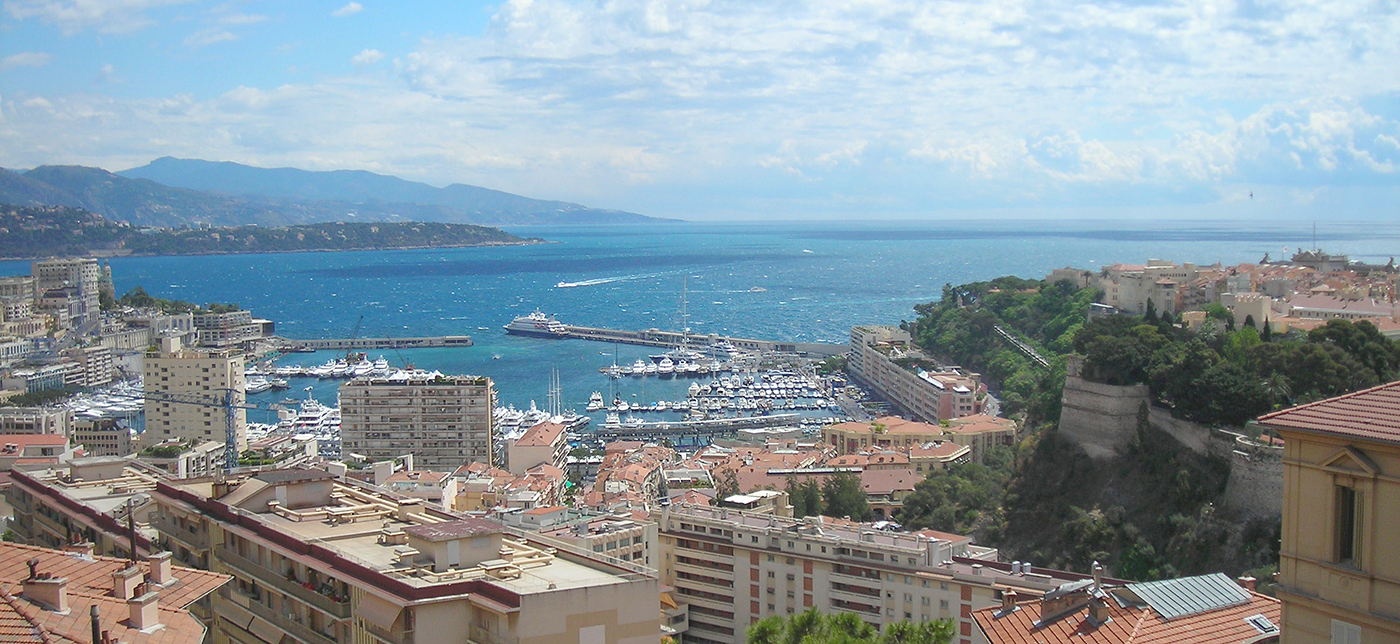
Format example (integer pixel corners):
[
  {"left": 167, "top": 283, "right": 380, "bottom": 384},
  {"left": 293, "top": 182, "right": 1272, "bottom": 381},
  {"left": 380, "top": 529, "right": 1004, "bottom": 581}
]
[{"left": 555, "top": 272, "right": 661, "bottom": 288}]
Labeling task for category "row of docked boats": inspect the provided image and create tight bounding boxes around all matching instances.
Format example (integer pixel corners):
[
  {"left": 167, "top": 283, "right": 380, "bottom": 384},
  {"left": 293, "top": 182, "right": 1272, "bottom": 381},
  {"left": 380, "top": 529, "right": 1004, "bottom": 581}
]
[{"left": 251, "top": 356, "right": 393, "bottom": 381}]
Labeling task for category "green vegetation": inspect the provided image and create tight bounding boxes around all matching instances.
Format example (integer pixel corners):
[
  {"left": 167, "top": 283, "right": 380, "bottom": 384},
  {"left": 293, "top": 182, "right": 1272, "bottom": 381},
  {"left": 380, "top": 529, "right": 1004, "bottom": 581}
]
[
  {"left": 0, "top": 203, "right": 539, "bottom": 258},
  {"left": 748, "top": 608, "right": 952, "bottom": 644},
  {"left": 1075, "top": 314, "right": 1400, "bottom": 424},
  {"left": 0, "top": 204, "right": 130, "bottom": 258},
  {"left": 0, "top": 389, "right": 76, "bottom": 407},
  {"left": 905, "top": 277, "right": 1098, "bottom": 428},
  {"left": 115, "top": 286, "right": 236, "bottom": 314},
  {"left": 897, "top": 446, "right": 1015, "bottom": 537}
]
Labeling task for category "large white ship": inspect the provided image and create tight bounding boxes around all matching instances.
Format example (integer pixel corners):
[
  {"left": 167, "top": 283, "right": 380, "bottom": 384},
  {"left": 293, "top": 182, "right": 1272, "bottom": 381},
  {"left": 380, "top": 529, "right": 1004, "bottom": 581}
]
[{"left": 502, "top": 309, "right": 570, "bottom": 338}]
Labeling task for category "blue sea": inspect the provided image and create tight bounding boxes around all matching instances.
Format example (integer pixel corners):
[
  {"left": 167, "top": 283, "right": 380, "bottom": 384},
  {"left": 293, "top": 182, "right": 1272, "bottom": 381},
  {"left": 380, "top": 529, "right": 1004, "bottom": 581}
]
[{"left": 8, "top": 219, "right": 1399, "bottom": 423}]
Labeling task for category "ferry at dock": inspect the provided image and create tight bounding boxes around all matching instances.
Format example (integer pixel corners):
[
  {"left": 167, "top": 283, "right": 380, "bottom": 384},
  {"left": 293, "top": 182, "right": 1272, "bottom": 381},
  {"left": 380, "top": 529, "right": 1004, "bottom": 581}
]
[{"left": 502, "top": 310, "right": 570, "bottom": 338}]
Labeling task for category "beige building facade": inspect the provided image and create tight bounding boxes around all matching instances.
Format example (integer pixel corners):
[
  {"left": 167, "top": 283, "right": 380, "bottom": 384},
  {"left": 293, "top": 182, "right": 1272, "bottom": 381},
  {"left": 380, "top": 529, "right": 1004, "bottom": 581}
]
[
  {"left": 849, "top": 326, "right": 982, "bottom": 423},
  {"left": 340, "top": 371, "right": 495, "bottom": 469},
  {"left": 1258, "top": 382, "right": 1400, "bottom": 644},
  {"left": 143, "top": 343, "right": 248, "bottom": 452}
]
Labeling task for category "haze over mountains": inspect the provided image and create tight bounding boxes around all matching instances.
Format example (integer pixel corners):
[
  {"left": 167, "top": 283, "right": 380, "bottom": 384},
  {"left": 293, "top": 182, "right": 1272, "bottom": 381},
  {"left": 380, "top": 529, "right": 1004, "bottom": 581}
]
[{"left": 0, "top": 158, "right": 665, "bottom": 228}]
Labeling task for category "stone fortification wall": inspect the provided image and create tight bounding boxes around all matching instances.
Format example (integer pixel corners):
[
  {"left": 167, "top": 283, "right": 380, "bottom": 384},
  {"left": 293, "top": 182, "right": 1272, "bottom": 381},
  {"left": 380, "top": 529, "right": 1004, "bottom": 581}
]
[
  {"left": 1222, "top": 434, "right": 1285, "bottom": 518},
  {"left": 1057, "top": 355, "right": 1282, "bottom": 518}
]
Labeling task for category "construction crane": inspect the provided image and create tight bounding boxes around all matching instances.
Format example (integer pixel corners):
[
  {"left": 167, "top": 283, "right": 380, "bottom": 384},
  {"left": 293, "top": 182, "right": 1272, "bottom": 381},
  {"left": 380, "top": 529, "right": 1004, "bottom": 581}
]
[
  {"left": 345, "top": 314, "right": 364, "bottom": 363},
  {"left": 110, "top": 387, "right": 277, "bottom": 472}
]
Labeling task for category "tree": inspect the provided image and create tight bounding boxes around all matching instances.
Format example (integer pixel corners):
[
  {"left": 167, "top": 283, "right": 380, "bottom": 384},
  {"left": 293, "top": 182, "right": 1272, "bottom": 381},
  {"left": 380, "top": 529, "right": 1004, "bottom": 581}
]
[
  {"left": 1260, "top": 318, "right": 1272, "bottom": 342},
  {"left": 822, "top": 471, "right": 872, "bottom": 521},
  {"left": 1244, "top": 314, "right": 1257, "bottom": 330},
  {"left": 716, "top": 467, "right": 740, "bottom": 499},
  {"left": 1144, "top": 299, "right": 1158, "bottom": 323},
  {"left": 748, "top": 608, "right": 952, "bottom": 644}
]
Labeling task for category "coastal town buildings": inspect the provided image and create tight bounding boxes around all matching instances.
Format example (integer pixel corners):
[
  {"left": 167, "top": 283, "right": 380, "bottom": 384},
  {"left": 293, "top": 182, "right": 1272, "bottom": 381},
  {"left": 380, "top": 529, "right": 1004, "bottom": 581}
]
[
  {"left": 339, "top": 370, "right": 496, "bottom": 469},
  {"left": 6, "top": 456, "right": 169, "bottom": 558},
  {"left": 33, "top": 256, "right": 101, "bottom": 333},
  {"left": 0, "top": 541, "right": 231, "bottom": 644},
  {"left": 848, "top": 325, "right": 984, "bottom": 423},
  {"left": 1256, "top": 381, "right": 1400, "bottom": 644},
  {"left": 500, "top": 505, "right": 660, "bottom": 568},
  {"left": 824, "top": 416, "right": 1014, "bottom": 464},
  {"left": 142, "top": 336, "right": 248, "bottom": 452},
  {"left": 506, "top": 420, "right": 568, "bottom": 475},
  {"left": 0, "top": 432, "right": 74, "bottom": 472},
  {"left": 0, "top": 405, "right": 72, "bottom": 435},
  {"left": 655, "top": 502, "right": 1108, "bottom": 644},
  {"left": 151, "top": 467, "right": 661, "bottom": 644},
  {"left": 973, "top": 568, "right": 1281, "bottom": 644},
  {"left": 72, "top": 417, "right": 135, "bottom": 456},
  {"left": 192, "top": 308, "right": 267, "bottom": 348}
]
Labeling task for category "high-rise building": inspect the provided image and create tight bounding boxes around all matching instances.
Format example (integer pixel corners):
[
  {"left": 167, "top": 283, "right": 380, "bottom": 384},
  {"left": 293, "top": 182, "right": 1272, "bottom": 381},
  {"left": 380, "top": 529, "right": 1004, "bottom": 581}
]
[
  {"left": 340, "top": 371, "right": 495, "bottom": 469},
  {"left": 142, "top": 339, "right": 247, "bottom": 452},
  {"left": 1257, "top": 381, "right": 1400, "bottom": 644},
  {"left": 848, "top": 326, "right": 983, "bottom": 423},
  {"left": 33, "top": 257, "right": 101, "bottom": 333}
]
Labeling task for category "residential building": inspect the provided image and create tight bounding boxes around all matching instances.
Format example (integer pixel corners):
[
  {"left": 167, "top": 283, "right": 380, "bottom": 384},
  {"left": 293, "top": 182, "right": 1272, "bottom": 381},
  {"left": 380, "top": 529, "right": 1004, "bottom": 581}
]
[
  {"left": 849, "top": 326, "right": 983, "bottom": 423},
  {"left": 340, "top": 370, "right": 495, "bottom": 469},
  {"left": 507, "top": 421, "right": 567, "bottom": 476},
  {"left": 382, "top": 469, "right": 458, "bottom": 510},
  {"left": 142, "top": 338, "right": 247, "bottom": 452},
  {"left": 151, "top": 467, "right": 661, "bottom": 644},
  {"left": 825, "top": 416, "right": 1014, "bottom": 463},
  {"left": 192, "top": 309, "right": 264, "bottom": 348},
  {"left": 6, "top": 457, "right": 169, "bottom": 558},
  {"left": 1256, "top": 381, "right": 1400, "bottom": 644},
  {"left": 0, "top": 433, "right": 74, "bottom": 472},
  {"left": 501, "top": 505, "right": 660, "bottom": 568},
  {"left": 2, "top": 363, "right": 70, "bottom": 393},
  {"left": 973, "top": 568, "right": 1281, "bottom": 644},
  {"left": 62, "top": 344, "right": 115, "bottom": 387},
  {"left": 0, "top": 406, "right": 73, "bottom": 435},
  {"left": 33, "top": 257, "right": 100, "bottom": 333},
  {"left": 139, "top": 439, "right": 228, "bottom": 478},
  {"left": 72, "top": 417, "right": 135, "bottom": 456},
  {"left": 0, "top": 274, "right": 37, "bottom": 302},
  {"left": 0, "top": 541, "right": 230, "bottom": 644},
  {"left": 656, "top": 503, "right": 1104, "bottom": 644}
]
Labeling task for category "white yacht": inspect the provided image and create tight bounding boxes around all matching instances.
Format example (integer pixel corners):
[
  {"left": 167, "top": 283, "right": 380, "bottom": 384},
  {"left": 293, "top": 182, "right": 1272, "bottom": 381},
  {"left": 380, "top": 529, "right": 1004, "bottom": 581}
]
[{"left": 587, "top": 391, "right": 605, "bottom": 411}]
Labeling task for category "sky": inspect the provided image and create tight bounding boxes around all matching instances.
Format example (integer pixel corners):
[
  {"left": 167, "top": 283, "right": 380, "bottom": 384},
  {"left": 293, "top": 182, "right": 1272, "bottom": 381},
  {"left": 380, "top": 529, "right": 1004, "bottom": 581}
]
[{"left": 1, "top": 0, "right": 1398, "bottom": 221}]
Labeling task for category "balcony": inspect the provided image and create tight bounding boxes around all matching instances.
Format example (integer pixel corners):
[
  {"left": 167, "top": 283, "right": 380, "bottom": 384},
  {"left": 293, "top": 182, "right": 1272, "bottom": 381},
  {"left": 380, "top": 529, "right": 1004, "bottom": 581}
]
[
  {"left": 216, "top": 546, "right": 352, "bottom": 618},
  {"left": 241, "top": 590, "right": 339, "bottom": 644},
  {"left": 467, "top": 624, "right": 513, "bottom": 644},
  {"left": 673, "top": 560, "right": 735, "bottom": 581},
  {"left": 829, "top": 585, "right": 882, "bottom": 604},
  {"left": 151, "top": 515, "right": 209, "bottom": 550},
  {"left": 828, "top": 570, "right": 882, "bottom": 588}
]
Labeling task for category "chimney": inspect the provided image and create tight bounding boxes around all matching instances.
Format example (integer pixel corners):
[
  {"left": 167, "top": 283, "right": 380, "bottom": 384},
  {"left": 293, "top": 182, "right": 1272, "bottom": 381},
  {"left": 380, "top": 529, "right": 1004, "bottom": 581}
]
[
  {"left": 1001, "top": 590, "right": 1018, "bottom": 612},
  {"left": 1011, "top": 561, "right": 1021, "bottom": 575},
  {"left": 1087, "top": 595, "right": 1108, "bottom": 626},
  {"left": 112, "top": 566, "right": 142, "bottom": 600},
  {"left": 972, "top": 564, "right": 983, "bottom": 575},
  {"left": 127, "top": 586, "right": 160, "bottom": 632},
  {"left": 396, "top": 498, "right": 422, "bottom": 521},
  {"left": 1236, "top": 576, "right": 1257, "bottom": 592},
  {"left": 64, "top": 542, "right": 95, "bottom": 558},
  {"left": 498, "top": 546, "right": 515, "bottom": 563},
  {"left": 23, "top": 574, "right": 70, "bottom": 613},
  {"left": 147, "top": 551, "right": 174, "bottom": 586},
  {"left": 1092, "top": 561, "right": 1103, "bottom": 590}
]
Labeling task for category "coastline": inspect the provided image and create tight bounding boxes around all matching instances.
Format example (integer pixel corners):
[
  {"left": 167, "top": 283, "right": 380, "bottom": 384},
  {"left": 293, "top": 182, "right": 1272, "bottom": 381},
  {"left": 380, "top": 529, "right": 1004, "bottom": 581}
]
[{"left": 0, "top": 238, "right": 553, "bottom": 261}]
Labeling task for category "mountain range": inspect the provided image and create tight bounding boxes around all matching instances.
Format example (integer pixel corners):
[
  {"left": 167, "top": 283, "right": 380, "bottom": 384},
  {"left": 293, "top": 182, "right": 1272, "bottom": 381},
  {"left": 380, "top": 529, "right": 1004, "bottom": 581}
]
[{"left": 0, "top": 158, "right": 667, "bottom": 228}]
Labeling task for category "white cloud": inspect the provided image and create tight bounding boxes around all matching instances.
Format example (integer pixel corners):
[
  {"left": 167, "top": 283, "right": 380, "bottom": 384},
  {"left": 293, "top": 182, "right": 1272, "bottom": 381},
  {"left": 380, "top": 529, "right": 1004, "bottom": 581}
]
[
  {"left": 0, "top": 52, "right": 53, "bottom": 71},
  {"left": 218, "top": 12, "right": 267, "bottom": 26},
  {"left": 352, "top": 49, "right": 384, "bottom": 66},
  {"left": 3, "top": 0, "right": 191, "bottom": 34},
  {"left": 331, "top": 2, "right": 361, "bottom": 17},
  {"left": 183, "top": 27, "right": 237, "bottom": 47}
]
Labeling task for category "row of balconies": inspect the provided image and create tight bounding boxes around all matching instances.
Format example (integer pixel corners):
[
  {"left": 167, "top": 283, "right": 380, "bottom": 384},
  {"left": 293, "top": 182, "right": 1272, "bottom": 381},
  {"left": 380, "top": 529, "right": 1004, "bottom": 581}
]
[{"left": 216, "top": 546, "right": 352, "bottom": 618}]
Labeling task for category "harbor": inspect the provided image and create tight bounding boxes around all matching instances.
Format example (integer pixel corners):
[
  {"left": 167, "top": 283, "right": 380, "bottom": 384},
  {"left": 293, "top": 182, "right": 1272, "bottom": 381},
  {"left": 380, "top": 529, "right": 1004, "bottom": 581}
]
[
  {"left": 273, "top": 335, "right": 473, "bottom": 350},
  {"left": 503, "top": 309, "right": 846, "bottom": 357}
]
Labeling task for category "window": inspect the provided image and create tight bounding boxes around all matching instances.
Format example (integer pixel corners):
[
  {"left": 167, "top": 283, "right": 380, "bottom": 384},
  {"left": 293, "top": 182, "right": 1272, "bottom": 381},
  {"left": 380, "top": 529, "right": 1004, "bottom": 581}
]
[
  {"left": 1336, "top": 485, "right": 1361, "bottom": 564},
  {"left": 1331, "top": 620, "right": 1360, "bottom": 644}
]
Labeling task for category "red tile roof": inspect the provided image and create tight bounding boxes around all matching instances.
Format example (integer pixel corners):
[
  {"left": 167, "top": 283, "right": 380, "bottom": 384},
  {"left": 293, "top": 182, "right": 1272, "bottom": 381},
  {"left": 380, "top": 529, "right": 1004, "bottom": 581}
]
[
  {"left": 975, "top": 584, "right": 1280, "bottom": 644},
  {"left": 1256, "top": 380, "right": 1400, "bottom": 444},
  {"left": 0, "top": 543, "right": 227, "bottom": 610},
  {"left": 516, "top": 422, "right": 565, "bottom": 447}
]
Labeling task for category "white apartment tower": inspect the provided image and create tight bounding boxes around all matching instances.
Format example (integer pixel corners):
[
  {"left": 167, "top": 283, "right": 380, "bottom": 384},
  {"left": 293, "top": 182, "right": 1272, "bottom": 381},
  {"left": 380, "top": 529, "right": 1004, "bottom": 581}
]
[
  {"left": 142, "top": 339, "right": 247, "bottom": 452},
  {"left": 340, "top": 371, "right": 495, "bottom": 469},
  {"left": 33, "top": 257, "right": 101, "bottom": 332}
]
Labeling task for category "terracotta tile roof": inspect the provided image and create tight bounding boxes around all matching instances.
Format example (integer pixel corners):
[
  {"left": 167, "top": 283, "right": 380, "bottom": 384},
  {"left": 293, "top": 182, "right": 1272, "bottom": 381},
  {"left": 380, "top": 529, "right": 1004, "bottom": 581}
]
[
  {"left": 945, "top": 414, "right": 1017, "bottom": 435},
  {"left": 975, "top": 580, "right": 1281, "bottom": 644},
  {"left": 1256, "top": 380, "right": 1400, "bottom": 444},
  {"left": 516, "top": 422, "right": 565, "bottom": 447},
  {"left": 0, "top": 543, "right": 227, "bottom": 610}
]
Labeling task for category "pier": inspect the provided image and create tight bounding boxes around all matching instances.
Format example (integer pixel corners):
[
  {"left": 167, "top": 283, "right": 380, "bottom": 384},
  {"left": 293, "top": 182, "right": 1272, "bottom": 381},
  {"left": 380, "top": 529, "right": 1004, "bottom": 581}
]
[
  {"left": 274, "top": 336, "right": 473, "bottom": 351},
  {"left": 558, "top": 325, "right": 846, "bottom": 358},
  {"left": 594, "top": 413, "right": 803, "bottom": 442}
]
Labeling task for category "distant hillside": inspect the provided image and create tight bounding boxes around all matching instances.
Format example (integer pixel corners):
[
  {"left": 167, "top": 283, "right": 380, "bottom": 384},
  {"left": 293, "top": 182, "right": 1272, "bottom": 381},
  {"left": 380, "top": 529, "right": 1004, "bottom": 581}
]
[
  {"left": 0, "top": 160, "right": 667, "bottom": 228},
  {"left": 120, "top": 157, "right": 667, "bottom": 225},
  {"left": 0, "top": 204, "right": 537, "bottom": 258}
]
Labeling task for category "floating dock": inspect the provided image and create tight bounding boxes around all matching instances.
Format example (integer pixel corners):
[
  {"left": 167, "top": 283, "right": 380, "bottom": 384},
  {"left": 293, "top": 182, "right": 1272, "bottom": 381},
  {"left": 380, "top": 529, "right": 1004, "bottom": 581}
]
[
  {"left": 274, "top": 336, "right": 473, "bottom": 350},
  {"left": 557, "top": 324, "right": 846, "bottom": 358}
]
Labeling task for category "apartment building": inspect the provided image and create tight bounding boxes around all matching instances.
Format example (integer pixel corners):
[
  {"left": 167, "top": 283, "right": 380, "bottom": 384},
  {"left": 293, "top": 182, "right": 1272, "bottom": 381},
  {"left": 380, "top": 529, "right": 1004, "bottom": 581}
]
[
  {"left": 849, "top": 326, "right": 982, "bottom": 423},
  {"left": 0, "top": 405, "right": 72, "bottom": 435},
  {"left": 340, "top": 371, "right": 495, "bottom": 469},
  {"left": 656, "top": 503, "right": 1103, "bottom": 644},
  {"left": 502, "top": 505, "right": 660, "bottom": 568},
  {"left": 62, "top": 344, "right": 115, "bottom": 387},
  {"left": 1256, "top": 381, "right": 1400, "bottom": 644},
  {"left": 151, "top": 467, "right": 660, "bottom": 644},
  {"left": 72, "top": 417, "right": 135, "bottom": 456},
  {"left": 0, "top": 541, "right": 230, "bottom": 644},
  {"left": 1094, "top": 260, "right": 1200, "bottom": 315},
  {"left": 193, "top": 309, "right": 264, "bottom": 348},
  {"left": 507, "top": 421, "right": 568, "bottom": 476},
  {"left": 33, "top": 257, "right": 100, "bottom": 333},
  {"left": 143, "top": 338, "right": 247, "bottom": 452},
  {"left": 6, "top": 456, "right": 168, "bottom": 558}
]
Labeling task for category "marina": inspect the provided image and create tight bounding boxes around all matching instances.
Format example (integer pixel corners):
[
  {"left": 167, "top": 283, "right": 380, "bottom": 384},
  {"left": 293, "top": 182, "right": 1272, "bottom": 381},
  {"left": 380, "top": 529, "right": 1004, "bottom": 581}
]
[
  {"left": 274, "top": 335, "right": 474, "bottom": 350},
  {"left": 504, "top": 310, "right": 845, "bottom": 357}
]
